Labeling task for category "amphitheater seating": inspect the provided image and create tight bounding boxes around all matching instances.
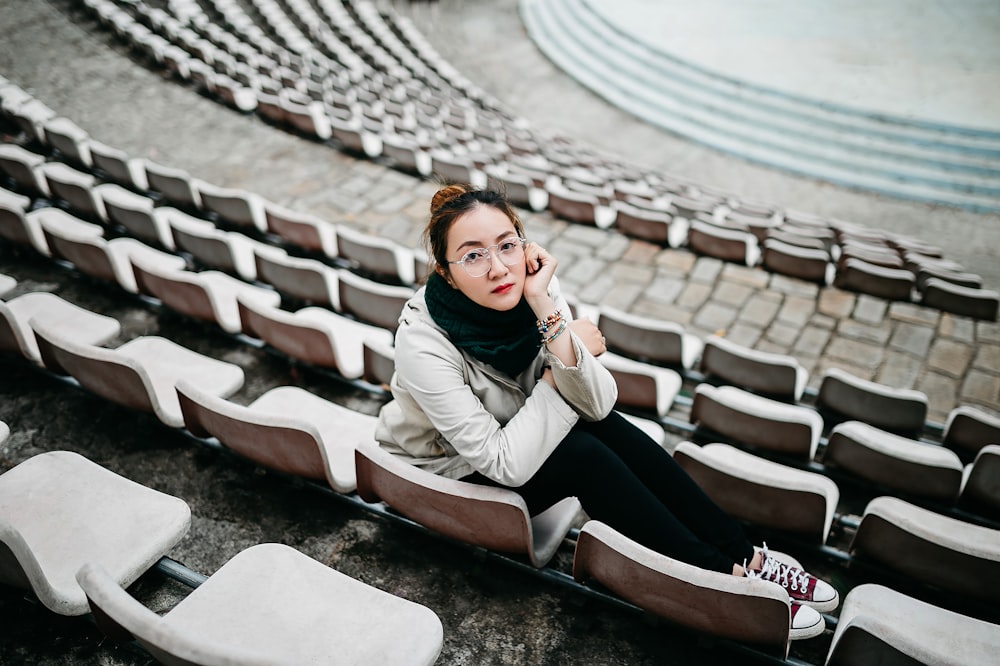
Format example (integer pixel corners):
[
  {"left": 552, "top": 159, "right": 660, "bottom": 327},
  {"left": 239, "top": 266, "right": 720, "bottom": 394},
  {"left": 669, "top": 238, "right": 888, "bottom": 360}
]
[
  {"left": 98, "top": 184, "right": 176, "bottom": 249},
  {"left": 669, "top": 194, "right": 722, "bottom": 221},
  {"left": 674, "top": 442, "right": 838, "bottom": 543},
  {"left": 41, "top": 219, "right": 186, "bottom": 294},
  {"left": 31, "top": 319, "right": 244, "bottom": 428},
  {"left": 571, "top": 520, "right": 807, "bottom": 650},
  {"left": 38, "top": 161, "right": 109, "bottom": 220},
  {"left": 355, "top": 441, "right": 582, "bottom": 568},
  {"left": 9, "top": 98, "right": 56, "bottom": 144},
  {"left": 336, "top": 269, "right": 413, "bottom": 331},
  {"left": 825, "top": 583, "right": 1000, "bottom": 666},
  {"left": 849, "top": 496, "right": 1000, "bottom": 602},
  {"left": 599, "top": 352, "right": 682, "bottom": 418},
  {"left": 960, "top": 445, "right": 1000, "bottom": 516},
  {"left": 823, "top": 421, "right": 964, "bottom": 502},
  {"left": 610, "top": 200, "right": 687, "bottom": 247},
  {"left": 724, "top": 209, "right": 781, "bottom": 242},
  {"left": 0, "top": 187, "right": 47, "bottom": 253},
  {"left": 263, "top": 201, "right": 339, "bottom": 257},
  {"left": 0, "top": 143, "right": 50, "bottom": 195},
  {"left": 687, "top": 220, "right": 760, "bottom": 267},
  {"left": 87, "top": 139, "right": 149, "bottom": 190},
  {"left": 699, "top": 335, "right": 808, "bottom": 400},
  {"left": 0, "top": 82, "right": 34, "bottom": 123},
  {"left": 381, "top": 134, "right": 432, "bottom": 177},
  {"left": 362, "top": 336, "right": 396, "bottom": 389},
  {"left": 891, "top": 235, "right": 943, "bottom": 258},
  {"left": 170, "top": 211, "right": 281, "bottom": 280},
  {"left": 597, "top": 306, "right": 703, "bottom": 369},
  {"left": 209, "top": 72, "right": 259, "bottom": 112},
  {"left": 484, "top": 165, "right": 547, "bottom": 211},
  {"left": 281, "top": 96, "right": 333, "bottom": 141},
  {"left": 0, "top": 291, "right": 120, "bottom": 368},
  {"left": 837, "top": 241, "right": 904, "bottom": 270},
  {"left": 546, "top": 183, "right": 614, "bottom": 229},
  {"left": 430, "top": 151, "right": 486, "bottom": 189},
  {"left": 41, "top": 117, "right": 92, "bottom": 168},
  {"left": 252, "top": 250, "right": 341, "bottom": 307},
  {"left": 915, "top": 265, "right": 982, "bottom": 291},
  {"left": 690, "top": 384, "right": 823, "bottom": 460},
  {"left": 330, "top": 115, "right": 381, "bottom": 157},
  {"left": 142, "top": 159, "right": 202, "bottom": 210},
  {"left": 0, "top": 450, "right": 191, "bottom": 616},
  {"left": 177, "top": 382, "right": 375, "bottom": 494},
  {"left": 761, "top": 238, "right": 832, "bottom": 284},
  {"left": 236, "top": 296, "right": 393, "bottom": 379},
  {"left": 816, "top": 368, "right": 928, "bottom": 434},
  {"left": 904, "top": 251, "right": 964, "bottom": 276},
  {"left": 335, "top": 224, "right": 417, "bottom": 285},
  {"left": 194, "top": 180, "right": 267, "bottom": 232},
  {"left": 0, "top": 273, "right": 13, "bottom": 296},
  {"left": 943, "top": 406, "right": 1000, "bottom": 459},
  {"left": 920, "top": 277, "right": 999, "bottom": 321},
  {"left": 8, "top": 3, "right": 1000, "bottom": 660},
  {"left": 833, "top": 257, "right": 915, "bottom": 301},
  {"left": 131, "top": 259, "right": 279, "bottom": 334},
  {"left": 767, "top": 225, "right": 836, "bottom": 254},
  {"left": 76, "top": 543, "right": 443, "bottom": 666}
]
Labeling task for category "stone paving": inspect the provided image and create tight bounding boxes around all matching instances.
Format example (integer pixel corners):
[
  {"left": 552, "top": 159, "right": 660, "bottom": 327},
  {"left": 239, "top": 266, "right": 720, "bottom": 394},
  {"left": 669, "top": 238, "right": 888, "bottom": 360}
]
[{"left": 0, "top": 1, "right": 998, "bottom": 664}]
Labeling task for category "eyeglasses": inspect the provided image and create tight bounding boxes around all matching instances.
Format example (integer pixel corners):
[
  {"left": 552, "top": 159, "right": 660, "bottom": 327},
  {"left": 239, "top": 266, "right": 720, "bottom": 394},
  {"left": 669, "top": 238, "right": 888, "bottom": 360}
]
[{"left": 448, "top": 237, "right": 526, "bottom": 277}]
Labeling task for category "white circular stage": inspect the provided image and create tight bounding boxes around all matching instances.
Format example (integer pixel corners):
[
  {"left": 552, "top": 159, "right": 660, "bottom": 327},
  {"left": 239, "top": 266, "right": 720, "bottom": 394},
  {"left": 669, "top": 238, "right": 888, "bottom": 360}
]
[{"left": 521, "top": 0, "right": 1000, "bottom": 211}]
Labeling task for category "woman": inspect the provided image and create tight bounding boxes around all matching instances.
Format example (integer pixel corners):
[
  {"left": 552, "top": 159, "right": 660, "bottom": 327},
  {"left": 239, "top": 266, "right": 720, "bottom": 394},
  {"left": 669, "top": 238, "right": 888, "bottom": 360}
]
[{"left": 375, "top": 184, "right": 837, "bottom": 637}]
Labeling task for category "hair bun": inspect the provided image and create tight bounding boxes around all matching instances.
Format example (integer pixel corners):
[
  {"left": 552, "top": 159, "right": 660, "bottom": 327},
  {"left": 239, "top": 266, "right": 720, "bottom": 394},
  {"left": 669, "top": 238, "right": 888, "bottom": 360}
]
[{"left": 430, "top": 184, "right": 471, "bottom": 213}]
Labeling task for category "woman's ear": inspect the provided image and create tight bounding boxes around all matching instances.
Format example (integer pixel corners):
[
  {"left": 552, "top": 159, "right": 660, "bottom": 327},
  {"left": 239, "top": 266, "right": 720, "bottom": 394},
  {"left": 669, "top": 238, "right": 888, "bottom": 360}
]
[{"left": 435, "top": 264, "right": 456, "bottom": 288}]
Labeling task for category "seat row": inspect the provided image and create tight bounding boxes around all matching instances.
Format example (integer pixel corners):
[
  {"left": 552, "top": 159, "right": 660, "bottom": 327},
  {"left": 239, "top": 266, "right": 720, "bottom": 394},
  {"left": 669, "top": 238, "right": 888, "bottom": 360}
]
[
  {"left": 10, "top": 153, "right": 1000, "bottom": 527},
  {"left": 6, "top": 184, "right": 999, "bottom": 526},
  {"left": 571, "top": 296, "right": 1000, "bottom": 452},
  {"left": 0, "top": 134, "right": 427, "bottom": 285},
  {"left": 5, "top": 331, "right": 1000, "bottom": 664},
  {"left": 67, "top": 0, "right": 998, "bottom": 322},
  {"left": 1, "top": 268, "right": 995, "bottom": 608},
  {"left": 5, "top": 203, "right": 998, "bottom": 523},
  {"left": 0, "top": 447, "right": 444, "bottom": 664},
  {"left": 549, "top": 184, "right": 997, "bottom": 319},
  {"left": 12, "top": 161, "right": 992, "bottom": 452},
  {"left": 9, "top": 79, "right": 991, "bottom": 448},
  {"left": 688, "top": 383, "right": 1000, "bottom": 517}
]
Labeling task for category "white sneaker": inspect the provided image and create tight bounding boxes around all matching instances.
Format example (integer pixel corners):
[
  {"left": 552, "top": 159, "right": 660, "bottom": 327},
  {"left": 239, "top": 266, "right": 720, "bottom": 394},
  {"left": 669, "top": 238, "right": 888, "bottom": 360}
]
[{"left": 789, "top": 603, "right": 824, "bottom": 640}]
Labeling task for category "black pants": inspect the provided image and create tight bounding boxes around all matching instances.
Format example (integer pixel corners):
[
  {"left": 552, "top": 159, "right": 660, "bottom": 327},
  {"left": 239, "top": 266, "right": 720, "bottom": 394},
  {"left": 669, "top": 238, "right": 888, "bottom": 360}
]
[{"left": 462, "top": 411, "right": 754, "bottom": 573}]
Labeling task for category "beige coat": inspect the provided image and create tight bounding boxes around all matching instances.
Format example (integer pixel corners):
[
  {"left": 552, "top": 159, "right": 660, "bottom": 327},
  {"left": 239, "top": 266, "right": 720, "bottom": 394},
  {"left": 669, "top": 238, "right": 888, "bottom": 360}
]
[{"left": 375, "top": 279, "right": 618, "bottom": 486}]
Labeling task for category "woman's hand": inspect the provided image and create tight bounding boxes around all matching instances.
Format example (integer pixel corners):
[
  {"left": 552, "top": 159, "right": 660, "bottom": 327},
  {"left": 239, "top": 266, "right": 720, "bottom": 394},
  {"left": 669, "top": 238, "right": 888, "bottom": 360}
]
[
  {"left": 569, "top": 318, "right": 607, "bottom": 357},
  {"left": 523, "top": 241, "right": 558, "bottom": 304}
]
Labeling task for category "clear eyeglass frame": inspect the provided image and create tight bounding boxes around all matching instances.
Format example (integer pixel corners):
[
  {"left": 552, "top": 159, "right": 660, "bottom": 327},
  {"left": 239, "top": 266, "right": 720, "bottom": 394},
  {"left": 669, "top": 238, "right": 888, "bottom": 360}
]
[{"left": 448, "top": 236, "right": 527, "bottom": 277}]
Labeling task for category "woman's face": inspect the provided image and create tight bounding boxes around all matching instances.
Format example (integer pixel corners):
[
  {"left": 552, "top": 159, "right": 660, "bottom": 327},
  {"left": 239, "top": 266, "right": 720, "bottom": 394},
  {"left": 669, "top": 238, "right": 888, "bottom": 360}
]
[{"left": 443, "top": 204, "right": 526, "bottom": 311}]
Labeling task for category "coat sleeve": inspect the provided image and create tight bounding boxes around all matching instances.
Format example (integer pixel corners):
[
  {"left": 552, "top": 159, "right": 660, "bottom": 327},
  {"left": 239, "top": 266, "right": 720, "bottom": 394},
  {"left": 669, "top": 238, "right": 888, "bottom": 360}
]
[
  {"left": 544, "top": 291, "right": 619, "bottom": 421},
  {"left": 393, "top": 321, "right": 580, "bottom": 487}
]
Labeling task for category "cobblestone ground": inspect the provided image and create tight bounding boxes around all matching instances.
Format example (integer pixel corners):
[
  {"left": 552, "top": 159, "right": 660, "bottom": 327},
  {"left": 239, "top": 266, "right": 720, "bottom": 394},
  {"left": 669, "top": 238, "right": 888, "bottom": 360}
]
[{"left": 0, "top": 0, "right": 997, "bottom": 664}]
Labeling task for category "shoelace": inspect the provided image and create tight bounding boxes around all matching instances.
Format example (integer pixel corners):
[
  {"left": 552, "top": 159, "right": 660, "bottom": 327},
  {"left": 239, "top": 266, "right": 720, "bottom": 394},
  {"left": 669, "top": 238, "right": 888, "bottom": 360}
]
[{"left": 744, "top": 544, "right": 811, "bottom": 593}]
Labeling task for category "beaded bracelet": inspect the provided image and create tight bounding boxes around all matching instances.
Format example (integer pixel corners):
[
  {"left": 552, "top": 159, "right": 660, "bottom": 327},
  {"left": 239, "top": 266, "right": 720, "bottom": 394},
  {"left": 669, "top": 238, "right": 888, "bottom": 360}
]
[
  {"left": 541, "top": 318, "right": 568, "bottom": 344},
  {"left": 536, "top": 310, "right": 563, "bottom": 335}
]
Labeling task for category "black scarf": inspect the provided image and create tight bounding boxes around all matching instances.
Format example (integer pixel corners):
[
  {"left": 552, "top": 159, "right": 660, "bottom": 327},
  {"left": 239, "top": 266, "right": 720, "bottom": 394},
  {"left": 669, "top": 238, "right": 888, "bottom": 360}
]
[{"left": 424, "top": 272, "right": 542, "bottom": 378}]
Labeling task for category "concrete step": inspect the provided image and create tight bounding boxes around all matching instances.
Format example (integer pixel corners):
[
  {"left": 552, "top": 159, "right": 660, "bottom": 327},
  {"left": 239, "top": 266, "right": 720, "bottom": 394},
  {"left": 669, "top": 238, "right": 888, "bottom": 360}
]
[{"left": 521, "top": 0, "right": 1000, "bottom": 212}]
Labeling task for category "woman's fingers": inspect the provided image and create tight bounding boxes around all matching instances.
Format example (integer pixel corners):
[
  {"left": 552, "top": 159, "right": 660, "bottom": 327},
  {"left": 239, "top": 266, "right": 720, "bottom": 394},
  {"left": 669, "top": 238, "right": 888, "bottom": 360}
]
[{"left": 523, "top": 242, "right": 558, "bottom": 298}]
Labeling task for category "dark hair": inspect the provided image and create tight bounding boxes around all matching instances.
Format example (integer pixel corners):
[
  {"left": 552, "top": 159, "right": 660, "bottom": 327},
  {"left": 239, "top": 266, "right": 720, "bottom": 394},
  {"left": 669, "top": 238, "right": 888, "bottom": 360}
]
[{"left": 424, "top": 184, "right": 524, "bottom": 276}]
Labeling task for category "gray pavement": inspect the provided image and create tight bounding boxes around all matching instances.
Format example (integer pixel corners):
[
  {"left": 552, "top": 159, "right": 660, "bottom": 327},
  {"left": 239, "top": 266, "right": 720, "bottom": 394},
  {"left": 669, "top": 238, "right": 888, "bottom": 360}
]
[{"left": 0, "top": 0, "right": 998, "bottom": 664}]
